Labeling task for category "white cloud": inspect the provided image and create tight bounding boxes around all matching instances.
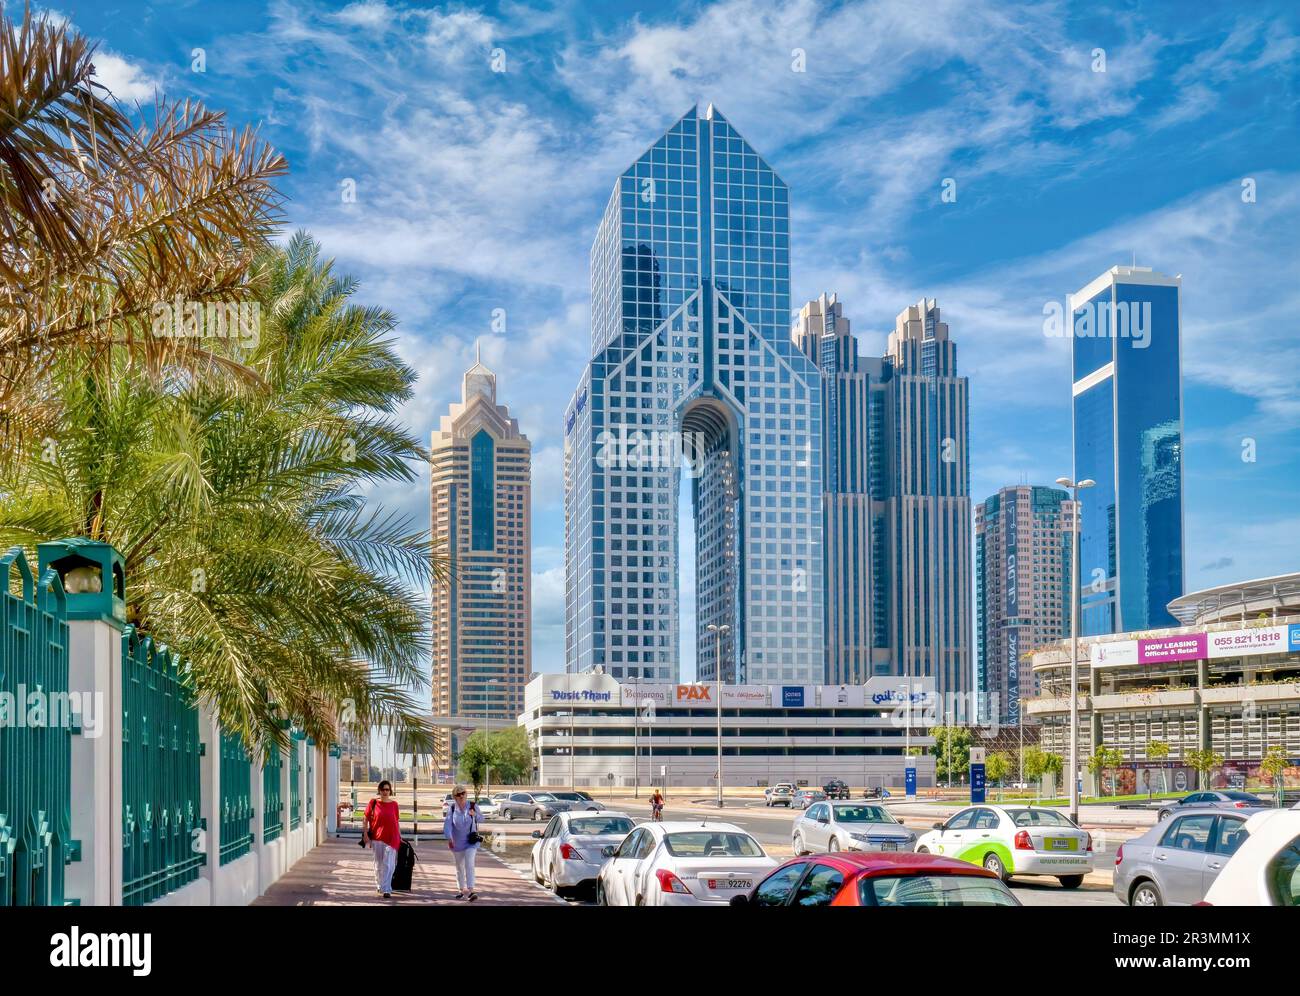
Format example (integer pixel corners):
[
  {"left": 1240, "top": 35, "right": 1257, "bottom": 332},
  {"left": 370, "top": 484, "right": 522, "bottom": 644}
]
[{"left": 90, "top": 50, "right": 159, "bottom": 103}]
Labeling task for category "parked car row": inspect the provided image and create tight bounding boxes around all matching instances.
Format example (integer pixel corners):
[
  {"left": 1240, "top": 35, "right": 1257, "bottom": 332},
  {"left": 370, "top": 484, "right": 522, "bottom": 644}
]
[
  {"left": 441, "top": 790, "right": 604, "bottom": 820},
  {"left": 523, "top": 791, "right": 1300, "bottom": 907},
  {"left": 529, "top": 807, "right": 1020, "bottom": 906}
]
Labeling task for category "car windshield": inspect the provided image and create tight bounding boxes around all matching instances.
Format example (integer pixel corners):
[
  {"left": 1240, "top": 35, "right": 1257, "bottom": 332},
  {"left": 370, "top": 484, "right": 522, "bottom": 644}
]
[
  {"left": 1006, "top": 809, "right": 1076, "bottom": 828},
  {"left": 864, "top": 875, "right": 1018, "bottom": 907},
  {"left": 569, "top": 817, "right": 635, "bottom": 836},
  {"left": 663, "top": 832, "right": 764, "bottom": 858},
  {"left": 833, "top": 805, "right": 896, "bottom": 824}
]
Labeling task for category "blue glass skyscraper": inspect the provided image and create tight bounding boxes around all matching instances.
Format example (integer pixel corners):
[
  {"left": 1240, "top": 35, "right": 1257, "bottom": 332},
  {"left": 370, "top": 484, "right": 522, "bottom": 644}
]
[
  {"left": 564, "top": 105, "right": 825, "bottom": 684},
  {"left": 1070, "top": 265, "right": 1185, "bottom": 635}
]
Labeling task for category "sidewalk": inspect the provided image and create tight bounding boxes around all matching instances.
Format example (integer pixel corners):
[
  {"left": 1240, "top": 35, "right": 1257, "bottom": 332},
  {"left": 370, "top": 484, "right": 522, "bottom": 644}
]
[{"left": 252, "top": 836, "right": 564, "bottom": 906}]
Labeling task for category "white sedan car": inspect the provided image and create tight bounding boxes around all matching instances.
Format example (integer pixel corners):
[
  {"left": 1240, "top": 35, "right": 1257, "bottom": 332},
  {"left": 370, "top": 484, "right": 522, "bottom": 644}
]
[
  {"left": 596, "top": 821, "right": 778, "bottom": 906},
  {"left": 914, "top": 804, "right": 1094, "bottom": 887},
  {"left": 1201, "top": 808, "right": 1300, "bottom": 906},
  {"left": 530, "top": 811, "right": 637, "bottom": 896}
]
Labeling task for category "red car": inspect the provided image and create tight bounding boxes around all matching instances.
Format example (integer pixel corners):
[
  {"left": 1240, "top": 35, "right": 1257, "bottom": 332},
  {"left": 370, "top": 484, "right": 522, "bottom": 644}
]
[{"left": 731, "top": 851, "right": 1022, "bottom": 907}]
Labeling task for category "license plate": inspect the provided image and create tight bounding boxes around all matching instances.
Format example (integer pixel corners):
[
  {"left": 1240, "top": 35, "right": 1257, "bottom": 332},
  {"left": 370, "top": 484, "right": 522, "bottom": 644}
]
[
  {"left": 708, "top": 879, "right": 751, "bottom": 890},
  {"left": 879, "top": 841, "right": 899, "bottom": 851},
  {"left": 1046, "top": 837, "right": 1077, "bottom": 851}
]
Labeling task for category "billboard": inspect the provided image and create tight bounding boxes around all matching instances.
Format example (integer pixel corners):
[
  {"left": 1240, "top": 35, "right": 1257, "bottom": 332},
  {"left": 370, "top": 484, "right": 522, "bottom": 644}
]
[
  {"left": 1207, "top": 625, "right": 1292, "bottom": 659},
  {"left": 1090, "top": 640, "right": 1139, "bottom": 667},
  {"left": 1138, "top": 633, "right": 1207, "bottom": 664}
]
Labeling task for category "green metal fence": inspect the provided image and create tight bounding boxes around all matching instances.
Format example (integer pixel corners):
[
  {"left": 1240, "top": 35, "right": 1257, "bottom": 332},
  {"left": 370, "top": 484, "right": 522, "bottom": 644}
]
[
  {"left": 0, "top": 549, "right": 72, "bottom": 907},
  {"left": 262, "top": 747, "right": 283, "bottom": 843},
  {"left": 306, "top": 737, "right": 315, "bottom": 821},
  {"left": 121, "top": 626, "right": 205, "bottom": 905},
  {"left": 219, "top": 730, "right": 254, "bottom": 865},
  {"left": 289, "top": 730, "right": 303, "bottom": 831}
]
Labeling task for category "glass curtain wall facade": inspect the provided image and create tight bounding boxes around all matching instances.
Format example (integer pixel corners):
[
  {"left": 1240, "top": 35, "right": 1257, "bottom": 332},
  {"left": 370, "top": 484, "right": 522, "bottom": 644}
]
[
  {"left": 794, "top": 293, "right": 888, "bottom": 684},
  {"left": 564, "top": 104, "right": 825, "bottom": 685},
  {"left": 1070, "top": 266, "right": 1184, "bottom": 635}
]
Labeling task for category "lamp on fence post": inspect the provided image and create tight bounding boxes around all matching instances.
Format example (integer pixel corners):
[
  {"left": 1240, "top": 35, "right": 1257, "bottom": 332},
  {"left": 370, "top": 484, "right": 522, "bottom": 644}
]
[{"left": 37, "top": 539, "right": 127, "bottom": 907}]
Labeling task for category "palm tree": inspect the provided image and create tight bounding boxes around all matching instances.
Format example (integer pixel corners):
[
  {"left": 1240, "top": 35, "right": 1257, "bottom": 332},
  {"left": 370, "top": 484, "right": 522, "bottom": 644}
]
[
  {"left": 0, "top": 5, "right": 286, "bottom": 417},
  {"left": 0, "top": 234, "right": 446, "bottom": 755}
]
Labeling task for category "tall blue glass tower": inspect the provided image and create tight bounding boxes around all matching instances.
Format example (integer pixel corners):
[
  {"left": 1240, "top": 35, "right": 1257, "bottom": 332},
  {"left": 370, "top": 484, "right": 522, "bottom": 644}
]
[
  {"left": 1070, "top": 265, "right": 1185, "bottom": 635},
  {"left": 564, "top": 105, "right": 825, "bottom": 684}
]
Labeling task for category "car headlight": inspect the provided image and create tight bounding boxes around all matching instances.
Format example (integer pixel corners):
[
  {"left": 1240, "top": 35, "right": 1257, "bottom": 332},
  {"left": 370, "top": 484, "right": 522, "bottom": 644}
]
[{"left": 850, "top": 832, "right": 870, "bottom": 842}]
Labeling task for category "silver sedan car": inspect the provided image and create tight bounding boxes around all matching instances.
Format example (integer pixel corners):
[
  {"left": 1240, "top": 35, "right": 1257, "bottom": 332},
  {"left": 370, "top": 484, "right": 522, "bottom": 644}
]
[
  {"left": 1114, "top": 806, "right": 1265, "bottom": 905},
  {"left": 792, "top": 800, "right": 917, "bottom": 854},
  {"left": 1156, "top": 790, "right": 1267, "bottom": 821},
  {"left": 530, "top": 811, "right": 637, "bottom": 896}
]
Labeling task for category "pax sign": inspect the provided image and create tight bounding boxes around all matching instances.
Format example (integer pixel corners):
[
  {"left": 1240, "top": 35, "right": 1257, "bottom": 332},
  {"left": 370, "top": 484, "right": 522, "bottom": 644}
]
[{"left": 675, "top": 684, "right": 712, "bottom": 703}]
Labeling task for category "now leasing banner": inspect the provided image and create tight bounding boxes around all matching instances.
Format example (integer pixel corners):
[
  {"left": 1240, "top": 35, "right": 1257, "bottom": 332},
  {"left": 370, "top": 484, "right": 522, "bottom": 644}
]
[{"left": 1138, "top": 633, "right": 1207, "bottom": 664}]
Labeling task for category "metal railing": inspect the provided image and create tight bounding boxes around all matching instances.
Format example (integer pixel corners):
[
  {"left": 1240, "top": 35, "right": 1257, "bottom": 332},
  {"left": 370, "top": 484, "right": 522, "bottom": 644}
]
[
  {"left": 121, "top": 625, "right": 205, "bottom": 905},
  {"left": 219, "top": 730, "right": 254, "bottom": 865},
  {"left": 0, "top": 549, "right": 72, "bottom": 906},
  {"left": 289, "top": 731, "right": 303, "bottom": 831},
  {"left": 262, "top": 747, "right": 284, "bottom": 843}
]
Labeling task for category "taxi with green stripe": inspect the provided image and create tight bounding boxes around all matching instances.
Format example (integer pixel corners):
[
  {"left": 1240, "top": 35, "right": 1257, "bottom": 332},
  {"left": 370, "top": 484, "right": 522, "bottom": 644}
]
[{"left": 914, "top": 804, "right": 1094, "bottom": 888}]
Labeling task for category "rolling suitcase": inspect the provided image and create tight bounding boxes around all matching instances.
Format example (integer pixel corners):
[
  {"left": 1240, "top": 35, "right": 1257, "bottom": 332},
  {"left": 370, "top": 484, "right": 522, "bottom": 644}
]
[{"left": 392, "top": 840, "right": 417, "bottom": 891}]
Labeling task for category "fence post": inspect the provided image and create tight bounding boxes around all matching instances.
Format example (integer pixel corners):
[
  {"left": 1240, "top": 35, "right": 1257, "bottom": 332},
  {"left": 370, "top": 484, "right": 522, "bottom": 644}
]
[
  {"left": 197, "top": 705, "right": 220, "bottom": 896},
  {"left": 38, "top": 540, "right": 126, "bottom": 907}
]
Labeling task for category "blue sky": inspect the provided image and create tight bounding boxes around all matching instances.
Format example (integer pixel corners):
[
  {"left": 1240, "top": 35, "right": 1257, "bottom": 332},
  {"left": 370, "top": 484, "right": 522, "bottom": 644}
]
[{"left": 59, "top": 0, "right": 1300, "bottom": 673}]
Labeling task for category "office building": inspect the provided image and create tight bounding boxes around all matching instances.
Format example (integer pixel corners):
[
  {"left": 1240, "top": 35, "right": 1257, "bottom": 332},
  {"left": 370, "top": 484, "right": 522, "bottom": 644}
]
[
  {"left": 975, "top": 485, "right": 1076, "bottom": 725},
  {"left": 430, "top": 353, "right": 532, "bottom": 777},
  {"left": 564, "top": 104, "right": 824, "bottom": 686},
  {"left": 1069, "top": 265, "right": 1184, "bottom": 635}
]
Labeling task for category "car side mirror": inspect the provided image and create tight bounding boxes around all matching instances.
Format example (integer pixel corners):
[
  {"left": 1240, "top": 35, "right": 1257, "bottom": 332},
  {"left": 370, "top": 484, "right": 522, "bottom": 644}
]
[
  {"left": 729, "top": 894, "right": 749, "bottom": 907},
  {"left": 531, "top": 830, "right": 543, "bottom": 839},
  {"left": 601, "top": 845, "right": 617, "bottom": 858},
  {"left": 933, "top": 822, "right": 945, "bottom": 830}
]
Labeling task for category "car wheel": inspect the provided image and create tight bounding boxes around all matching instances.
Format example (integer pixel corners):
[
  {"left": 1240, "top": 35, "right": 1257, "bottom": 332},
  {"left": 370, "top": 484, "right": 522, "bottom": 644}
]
[
  {"left": 533, "top": 858, "right": 544, "bottom": 885},
  {"left": 916, "top": 846, "right": 929, "bottom": 854},
  {"left": 534, "top": 809, "right": 544, "bottom": 821},
  {"left": 504, "top": 809, "right": 514, "bottom": 822},
  {"left": 983, "top": 852, "right": 1009, "bottom": 883},
  {"left": 827, "top": 838, "right": 840, "bottom": 853},
  {"left": 1157, "top": 809, "right": 1170, "bottom": 821},
  {"left": 1058, "top": 874, "right": 1085, "bottom": 889},
  {"left": 550, "top": 863, "right": 564, "bottom": 896},
  {"left": 1130, "top": 880, "right": 1162, "bottom": 907},
  {"left": 635, "top": 894, "right": 645, "bottom": 907},
  {"left": 792, "top": 834, "right": 806, "bottom": 856},
  {"left": 596, "top": 880, "right": 608, "bottom": 906}
]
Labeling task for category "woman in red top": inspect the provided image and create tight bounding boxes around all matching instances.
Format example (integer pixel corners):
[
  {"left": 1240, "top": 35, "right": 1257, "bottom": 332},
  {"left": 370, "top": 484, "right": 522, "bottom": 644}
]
[{"left": 363, "top": 780, "right": 401, "bottom": 898}]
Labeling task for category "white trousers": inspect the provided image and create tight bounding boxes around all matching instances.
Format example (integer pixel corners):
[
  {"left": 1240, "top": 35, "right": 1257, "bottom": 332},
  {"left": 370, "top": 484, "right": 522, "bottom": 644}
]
[
  {"left": 453, "top": 846, "right": 478, "bottom": 893},
  {"left": 373, "top": 840, "right": 397, "bottom": 893}
]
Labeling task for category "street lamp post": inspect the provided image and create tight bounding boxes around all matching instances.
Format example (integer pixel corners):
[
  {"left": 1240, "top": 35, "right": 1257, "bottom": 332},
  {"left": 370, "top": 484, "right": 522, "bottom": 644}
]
[
  {"left": 706, "top": 622, "right": 730, "bottom": 808},
  {"left": 1055, "top": 476, "right": 1095, "bottom": 826},
  {"left": 633, "top": 672, "right": 639, "bottom": 800},
  {"left": 482, "top": 678, "right": 499, "bottom": 798}
]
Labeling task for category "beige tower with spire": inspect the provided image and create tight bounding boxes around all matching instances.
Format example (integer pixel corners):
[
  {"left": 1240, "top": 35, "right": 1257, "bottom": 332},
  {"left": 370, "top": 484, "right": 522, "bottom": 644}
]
[{"left": 430, "top": 347, "right": 532, "bottom": 778}]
